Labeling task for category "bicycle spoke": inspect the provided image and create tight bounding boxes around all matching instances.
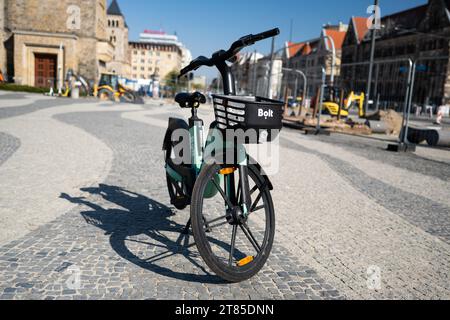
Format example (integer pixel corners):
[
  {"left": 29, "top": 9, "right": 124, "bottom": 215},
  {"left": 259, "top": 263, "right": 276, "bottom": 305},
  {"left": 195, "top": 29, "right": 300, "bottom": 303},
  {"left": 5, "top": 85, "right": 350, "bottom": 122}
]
[
  {"left": 240, "top": 223, "right": 261, "bottom": 253},
  {"left": 205, "top": 215, "right": 227, "bottom": 226},
  {"left": 211, "top": 179, "right": 234, "bottom": 208},
  {"left": 250, "top": 191, "right": 263, "bottom": 213},
  {"left": 229, "top": 225, "right": 238, "bottom": 266},
  {"left": 250, "top": 185, "right": 258, "bottom": 196},
  {"left": 252, "top": 205, "right": 265, "bottom": 213},
  {"left": 237, "top": 183, "right": 242, "bottom": 205}
]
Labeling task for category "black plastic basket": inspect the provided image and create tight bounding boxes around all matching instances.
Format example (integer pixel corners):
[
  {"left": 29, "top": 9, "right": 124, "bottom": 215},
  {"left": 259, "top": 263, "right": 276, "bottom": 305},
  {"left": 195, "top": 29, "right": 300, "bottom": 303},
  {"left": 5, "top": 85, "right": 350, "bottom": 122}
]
[{"left": 212, "top": 95, "right": 284, "bottom": 142}]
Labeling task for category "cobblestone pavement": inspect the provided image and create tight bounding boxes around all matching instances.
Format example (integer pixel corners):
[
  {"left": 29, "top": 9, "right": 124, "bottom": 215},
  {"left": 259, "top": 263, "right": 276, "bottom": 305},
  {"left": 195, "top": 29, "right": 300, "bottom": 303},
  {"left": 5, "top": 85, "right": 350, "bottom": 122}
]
[
  {"left": 0, "top": 94, "right": 342, "bottom": 300},
  {"left": 0, "top": 92, "right": 449, "bottom": 300}
]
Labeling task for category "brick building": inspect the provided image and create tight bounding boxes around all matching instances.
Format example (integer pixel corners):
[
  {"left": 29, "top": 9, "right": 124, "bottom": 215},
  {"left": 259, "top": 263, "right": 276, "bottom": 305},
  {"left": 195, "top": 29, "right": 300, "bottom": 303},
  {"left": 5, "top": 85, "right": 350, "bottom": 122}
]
[
  {"left": 129, "top": 30, "right": 183, "bottom": 81},
  {"left": 0, "top": 0, "right": 114, "bottom": 87},
  {"left": 341, "top": 0, "right": 450, "bottom": 107},
  {"left": 285, "top": 23, "right": 347, "bottom": 97}
]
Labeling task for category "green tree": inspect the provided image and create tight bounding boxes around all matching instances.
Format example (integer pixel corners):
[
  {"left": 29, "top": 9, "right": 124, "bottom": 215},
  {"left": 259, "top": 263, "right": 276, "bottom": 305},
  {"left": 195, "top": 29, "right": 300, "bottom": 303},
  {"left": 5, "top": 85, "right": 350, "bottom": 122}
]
[
  {"left": 192, "top": 83, "right": 205, "bottom": 91},
  {"left": 165, "top": 70, "right": 187, "bottom": 97}
]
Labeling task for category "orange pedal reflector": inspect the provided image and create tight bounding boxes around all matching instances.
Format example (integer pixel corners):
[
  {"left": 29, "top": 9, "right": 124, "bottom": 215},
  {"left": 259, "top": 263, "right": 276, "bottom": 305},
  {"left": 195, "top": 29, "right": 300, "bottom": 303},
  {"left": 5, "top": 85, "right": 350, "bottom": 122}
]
[
  {"left": 237, "top": 256, "right": 254, "bottom": 267},
  {"left": 219, "top": 168, "right": 236, "bottom": 175}
]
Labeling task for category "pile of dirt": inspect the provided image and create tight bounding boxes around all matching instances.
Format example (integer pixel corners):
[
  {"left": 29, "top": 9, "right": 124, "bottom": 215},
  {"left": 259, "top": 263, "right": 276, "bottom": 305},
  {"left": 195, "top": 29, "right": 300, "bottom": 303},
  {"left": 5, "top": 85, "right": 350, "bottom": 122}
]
[
  {"left": 302, "top": 117, "right": 372, "bottom": 135},
  {"left": 366, "top": 110, "right": 403, "bottom": 135}
]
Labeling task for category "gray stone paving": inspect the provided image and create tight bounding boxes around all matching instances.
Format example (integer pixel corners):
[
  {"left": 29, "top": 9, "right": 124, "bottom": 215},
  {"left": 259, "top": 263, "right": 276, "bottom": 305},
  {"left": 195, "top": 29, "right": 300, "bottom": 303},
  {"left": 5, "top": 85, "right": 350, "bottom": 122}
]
[
  {"left": 310, "top": 132, "right": 450, "bottom": 182},
  {"left": 0, "top": 132, "right": 20, "bottom": 166},
  {"left": 0, "top": 94, "right": 91, "bottom": 120},
  {"left": 0, "top": 109, "right": 343, "bottom": 300}
]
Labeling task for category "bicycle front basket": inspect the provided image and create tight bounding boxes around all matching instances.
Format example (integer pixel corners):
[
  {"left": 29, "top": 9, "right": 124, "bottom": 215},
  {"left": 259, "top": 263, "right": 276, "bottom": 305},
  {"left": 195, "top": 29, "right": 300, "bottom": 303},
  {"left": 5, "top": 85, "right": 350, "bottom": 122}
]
[{"left": 212, "top": 95, "right": 284, "bottom": 133}]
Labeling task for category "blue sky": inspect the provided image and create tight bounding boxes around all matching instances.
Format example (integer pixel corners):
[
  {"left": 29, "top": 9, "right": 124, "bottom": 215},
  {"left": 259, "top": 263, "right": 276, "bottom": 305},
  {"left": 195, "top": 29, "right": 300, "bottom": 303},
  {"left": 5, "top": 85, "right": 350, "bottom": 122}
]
[{"left": 115, "top": 0, "right": 427, "bottom": 80}]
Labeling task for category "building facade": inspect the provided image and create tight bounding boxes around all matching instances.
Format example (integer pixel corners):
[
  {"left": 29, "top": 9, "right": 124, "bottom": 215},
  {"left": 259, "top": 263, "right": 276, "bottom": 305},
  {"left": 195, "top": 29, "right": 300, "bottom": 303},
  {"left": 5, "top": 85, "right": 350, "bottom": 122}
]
[
  {"left": 231, "top": 51, "right": 264, "bottom": 94},
  {"left": 106, "top": 0, "right": 131, "bottom": 77},
  {"left": 286, "top": 23, "right": 348, "bottom": 97},
  {"left": 231, "top": 51, "right": 283, "bottom": 98},
  {"left": 1, "top": 0, "right": 114, "bottom": 87},
  {"left": 341, "top": 0, "right": 450, "bottom": 107},
  {"left": 129, "top": 30, "right": 183, "bottom": 81}
]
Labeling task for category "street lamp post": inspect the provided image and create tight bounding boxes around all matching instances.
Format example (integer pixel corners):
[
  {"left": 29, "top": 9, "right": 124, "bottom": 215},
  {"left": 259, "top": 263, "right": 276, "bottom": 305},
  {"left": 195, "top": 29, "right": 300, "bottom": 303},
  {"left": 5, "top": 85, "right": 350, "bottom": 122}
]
[
  {"left": 283, "top": 67, "right": 307, "bottom": 114},
  {"left": 316, "top": 67, "right": 326, "bottom": 132}
]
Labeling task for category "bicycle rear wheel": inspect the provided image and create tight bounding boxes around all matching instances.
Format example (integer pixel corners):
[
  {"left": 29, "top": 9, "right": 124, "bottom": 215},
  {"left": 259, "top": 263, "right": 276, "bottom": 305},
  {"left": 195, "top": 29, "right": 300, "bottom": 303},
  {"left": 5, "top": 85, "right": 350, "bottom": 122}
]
[{"left": 190, "top": 163, "right": 275, "bottom": 283}]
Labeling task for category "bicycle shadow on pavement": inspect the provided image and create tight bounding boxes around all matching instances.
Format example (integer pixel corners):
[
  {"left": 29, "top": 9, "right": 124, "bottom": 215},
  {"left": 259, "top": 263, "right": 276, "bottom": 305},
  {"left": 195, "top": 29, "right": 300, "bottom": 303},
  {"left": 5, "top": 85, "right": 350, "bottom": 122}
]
[{"left": 60, "top": 184, "right": 227, "bottom": 284}]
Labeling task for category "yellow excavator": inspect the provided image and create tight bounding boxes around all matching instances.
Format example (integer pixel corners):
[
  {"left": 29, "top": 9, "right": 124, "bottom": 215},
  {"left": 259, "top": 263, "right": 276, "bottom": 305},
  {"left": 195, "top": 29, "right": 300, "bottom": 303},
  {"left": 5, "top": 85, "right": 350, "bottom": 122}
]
[
  {"left": 322, "top": 87, "right": 365, "bottom": 118},
  {"left": 96, "top": 73, "right": 137, "bottom": 102}
]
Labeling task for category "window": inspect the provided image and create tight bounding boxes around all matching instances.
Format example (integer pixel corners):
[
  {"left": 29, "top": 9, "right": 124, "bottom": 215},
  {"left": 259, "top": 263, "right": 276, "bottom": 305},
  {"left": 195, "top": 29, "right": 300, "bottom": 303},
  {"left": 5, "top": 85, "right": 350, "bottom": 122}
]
[
  {"left": 141, "top": 51, "right": 145, "bottom": 55},
  {"left": 141, "top": 59, "right": 145, "bottom": 63},
  {"left": 133, "top": 50, "right": 138, "bottom": 55},
  {"left": 148, "top": 67, "right": 152, "bottom": 71},
  {"left": 141, "top": 67, "right": 145, "bottom": 71},
  {"left": 133, "top": 67, "right": 137, "bottom": 70},
  {"left": 168, "top": 54, "right": 172, "bottom": 59}
]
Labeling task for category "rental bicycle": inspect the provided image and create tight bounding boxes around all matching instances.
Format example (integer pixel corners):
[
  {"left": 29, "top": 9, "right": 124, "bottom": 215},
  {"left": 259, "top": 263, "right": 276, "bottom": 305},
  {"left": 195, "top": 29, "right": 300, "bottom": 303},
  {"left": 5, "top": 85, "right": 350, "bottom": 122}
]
[{"left": 163, "top": 28, "right": 284, "bottom": 282}]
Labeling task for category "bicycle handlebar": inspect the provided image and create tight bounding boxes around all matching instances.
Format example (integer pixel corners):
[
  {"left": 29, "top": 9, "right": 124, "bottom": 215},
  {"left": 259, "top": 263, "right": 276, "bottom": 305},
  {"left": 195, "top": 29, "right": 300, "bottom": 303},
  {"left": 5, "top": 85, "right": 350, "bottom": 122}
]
[{"left": 179, "top": 28, "right": 280, "bottom": 78}]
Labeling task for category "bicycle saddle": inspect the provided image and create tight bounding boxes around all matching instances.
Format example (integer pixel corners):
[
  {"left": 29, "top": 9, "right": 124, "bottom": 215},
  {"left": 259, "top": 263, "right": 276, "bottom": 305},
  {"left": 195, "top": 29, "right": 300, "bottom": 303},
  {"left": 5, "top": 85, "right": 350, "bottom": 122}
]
[{"left": 175, "top": 92, "right": 206, "bottom": 108}]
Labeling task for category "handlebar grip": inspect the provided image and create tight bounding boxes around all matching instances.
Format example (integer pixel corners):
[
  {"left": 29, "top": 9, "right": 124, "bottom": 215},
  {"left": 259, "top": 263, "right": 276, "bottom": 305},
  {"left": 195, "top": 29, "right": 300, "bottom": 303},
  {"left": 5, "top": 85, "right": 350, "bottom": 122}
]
[
  {"left": 178, "top": 66, "right": 191, "bottom": 78},
  {"left": 252, "top": 28, "right": 280, "bottom": 42}
]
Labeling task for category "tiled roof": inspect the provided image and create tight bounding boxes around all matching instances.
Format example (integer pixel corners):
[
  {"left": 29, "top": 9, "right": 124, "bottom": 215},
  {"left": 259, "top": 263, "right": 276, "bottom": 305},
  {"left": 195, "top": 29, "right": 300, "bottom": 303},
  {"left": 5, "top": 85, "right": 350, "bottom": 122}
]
[
  {"left": 352, "top": 17, "right": 371, "bottom": 43},
  {"left": 286, "top": 42, "right": 306, "bottom": 58},
  {"left": 300, "top": 42, "right": 312, "bottom": 55},
  {"left": 323, "top": 29, "right": 346, "bottom": 50}
]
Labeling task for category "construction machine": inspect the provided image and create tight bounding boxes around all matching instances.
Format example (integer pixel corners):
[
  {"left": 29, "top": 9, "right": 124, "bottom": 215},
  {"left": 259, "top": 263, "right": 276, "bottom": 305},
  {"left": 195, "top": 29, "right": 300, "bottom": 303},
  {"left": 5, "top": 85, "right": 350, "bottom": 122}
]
[
  {"left": 96, "top": 73, "right": 137, "bottom": 103},
  {"left": 322, "top": 87, "right": 365, "bottom": 118}
]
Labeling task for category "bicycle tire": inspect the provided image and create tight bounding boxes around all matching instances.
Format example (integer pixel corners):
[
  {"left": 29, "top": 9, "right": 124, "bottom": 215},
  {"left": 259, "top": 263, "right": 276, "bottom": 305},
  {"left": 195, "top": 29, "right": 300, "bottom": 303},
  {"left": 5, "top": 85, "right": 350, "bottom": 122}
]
[{"left": 190, "top": 163, "right": 275, "bottom": 283}]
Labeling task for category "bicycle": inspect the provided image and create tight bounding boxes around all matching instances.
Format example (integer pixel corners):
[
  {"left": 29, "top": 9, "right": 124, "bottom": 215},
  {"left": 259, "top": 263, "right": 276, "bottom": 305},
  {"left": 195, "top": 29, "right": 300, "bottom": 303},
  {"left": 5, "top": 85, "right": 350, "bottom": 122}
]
[{"left": 163, "top": 28, "right": 284, "bottom": 282}]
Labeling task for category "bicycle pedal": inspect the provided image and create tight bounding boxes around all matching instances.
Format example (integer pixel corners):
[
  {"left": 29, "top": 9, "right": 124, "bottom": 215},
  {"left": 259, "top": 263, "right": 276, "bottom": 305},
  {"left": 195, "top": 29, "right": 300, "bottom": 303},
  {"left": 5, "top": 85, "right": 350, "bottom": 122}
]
[{"left": 237, "top": 256, "right": 254, "bottom": 267}]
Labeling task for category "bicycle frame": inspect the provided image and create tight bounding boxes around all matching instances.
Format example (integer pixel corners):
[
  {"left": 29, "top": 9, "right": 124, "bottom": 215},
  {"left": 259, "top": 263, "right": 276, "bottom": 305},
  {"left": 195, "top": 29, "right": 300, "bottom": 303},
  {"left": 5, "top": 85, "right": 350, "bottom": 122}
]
[{"left": 166, "top": 103, "right": 251, "bottom": 211}]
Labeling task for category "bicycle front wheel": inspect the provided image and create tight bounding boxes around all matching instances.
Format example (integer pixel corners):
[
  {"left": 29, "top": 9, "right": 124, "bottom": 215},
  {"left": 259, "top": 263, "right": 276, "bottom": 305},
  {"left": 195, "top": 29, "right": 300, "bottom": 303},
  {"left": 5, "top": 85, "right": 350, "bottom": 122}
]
[{"left": 190, "top": 163, "right": 275, "bottom": 283}]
